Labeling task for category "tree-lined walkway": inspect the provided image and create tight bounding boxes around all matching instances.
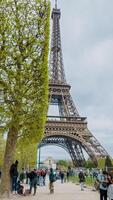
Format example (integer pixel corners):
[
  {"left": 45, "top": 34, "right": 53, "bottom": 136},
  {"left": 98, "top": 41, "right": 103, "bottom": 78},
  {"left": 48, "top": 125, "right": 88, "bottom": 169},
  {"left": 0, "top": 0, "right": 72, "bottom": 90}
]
[{"left": 3, "top": 181, "right": 99, "bottom": 200}]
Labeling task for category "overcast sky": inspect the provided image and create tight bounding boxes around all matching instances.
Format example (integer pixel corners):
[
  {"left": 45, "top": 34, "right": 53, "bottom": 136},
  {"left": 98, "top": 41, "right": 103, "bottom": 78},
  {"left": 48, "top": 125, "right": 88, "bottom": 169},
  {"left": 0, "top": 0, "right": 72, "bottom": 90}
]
[{"left": 40, "top": 0, "right": 113, "bottom": 161}]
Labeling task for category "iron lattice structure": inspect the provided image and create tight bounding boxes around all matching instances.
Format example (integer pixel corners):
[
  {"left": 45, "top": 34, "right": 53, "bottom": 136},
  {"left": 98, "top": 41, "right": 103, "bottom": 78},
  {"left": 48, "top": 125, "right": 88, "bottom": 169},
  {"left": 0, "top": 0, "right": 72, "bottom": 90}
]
[{"left": 39, "top": 3, "right": 108, "bottom": 166}]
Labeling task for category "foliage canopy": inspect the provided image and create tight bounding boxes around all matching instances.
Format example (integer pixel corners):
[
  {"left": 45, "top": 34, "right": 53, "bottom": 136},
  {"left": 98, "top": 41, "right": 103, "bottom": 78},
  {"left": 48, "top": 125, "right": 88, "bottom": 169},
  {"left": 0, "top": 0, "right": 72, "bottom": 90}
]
[
  {"left": 0, "top": 0, "right": 50, "bottom": 196},
  {"left": 105, "top": 156, "right": 113, "bottom": 167},
  {"left": 57, "top": 160, "right": 68, "bottom": 168},
  {"left": 0, "top": 0, "right": 50, "bottom": 144}
]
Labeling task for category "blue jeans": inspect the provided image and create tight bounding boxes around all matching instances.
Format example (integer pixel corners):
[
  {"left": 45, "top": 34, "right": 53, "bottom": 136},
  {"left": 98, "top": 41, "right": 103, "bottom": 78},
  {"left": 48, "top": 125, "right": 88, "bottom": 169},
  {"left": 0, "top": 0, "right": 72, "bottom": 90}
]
[{"left": 11, "top": 176, "right": 17, "bottom": 191}]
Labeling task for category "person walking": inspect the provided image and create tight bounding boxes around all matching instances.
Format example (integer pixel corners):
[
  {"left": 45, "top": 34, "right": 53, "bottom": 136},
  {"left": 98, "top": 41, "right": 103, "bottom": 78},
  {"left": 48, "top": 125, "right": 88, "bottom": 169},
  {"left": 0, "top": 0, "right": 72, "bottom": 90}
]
[
  {"left": 49, "top": 168, "right": 56, "bottom": 194},
  {"left": 29, "top": 169, "right": 38, "bottom": 195},
  {"left": 107, "top": 174, "right": 113, "bottom": 200},
  {"left": 66, "top": 170, "right": 69, "bottom": 182},
  {"left": 60, "top": 171, "right": 64, "bottom": 184},
  {"left": 78, "top": 170, "right": 85, "bottom": 191},
  {"left": 10, "top": 160, "right": 19, "bottom": 194},
  {"left": 64, "top": 171, "right": 67, "bottom": 183},
  {"left": 38, "top": 169, "right": 43, "bottom": 186},
  {"left": 97, "top": 170, "right": 108, "bottom": 200},
  {"left": 42, "top": 169, "right": 47, "bottom": 186}
]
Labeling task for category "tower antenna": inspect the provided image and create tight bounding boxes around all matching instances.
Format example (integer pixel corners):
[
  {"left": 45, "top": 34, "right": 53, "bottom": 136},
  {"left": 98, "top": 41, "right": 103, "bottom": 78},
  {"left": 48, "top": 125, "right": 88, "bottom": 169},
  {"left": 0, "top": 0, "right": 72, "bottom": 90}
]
[{"left": 55, "top": 0, "right": 57, "bottom": 9}]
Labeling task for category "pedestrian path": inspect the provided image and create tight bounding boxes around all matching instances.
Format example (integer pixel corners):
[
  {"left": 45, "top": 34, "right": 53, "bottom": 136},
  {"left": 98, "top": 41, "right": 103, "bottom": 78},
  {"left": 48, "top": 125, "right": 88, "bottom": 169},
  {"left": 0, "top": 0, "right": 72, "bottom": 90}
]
[
  {"left": 37, "top": 181, "right": 99, "bottom": 200},
  {"left": 4, "top": 181, "right": 99, "bottom": 200}
]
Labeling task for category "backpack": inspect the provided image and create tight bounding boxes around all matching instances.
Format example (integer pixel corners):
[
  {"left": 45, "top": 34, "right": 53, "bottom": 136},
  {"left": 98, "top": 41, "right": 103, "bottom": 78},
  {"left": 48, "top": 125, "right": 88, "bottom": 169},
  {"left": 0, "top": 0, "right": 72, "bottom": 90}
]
[
  {"left": 52, "top": 174, "right": 56, "bottom": 182},
  {"left": 27, "top": 172, "right": 35, "bottom": 180},
  {"left": 50, "top": 173, "right": 56, "bottom": 182},
  {"left": 41, "top": 170, "right": 45, "bottom": 176}
]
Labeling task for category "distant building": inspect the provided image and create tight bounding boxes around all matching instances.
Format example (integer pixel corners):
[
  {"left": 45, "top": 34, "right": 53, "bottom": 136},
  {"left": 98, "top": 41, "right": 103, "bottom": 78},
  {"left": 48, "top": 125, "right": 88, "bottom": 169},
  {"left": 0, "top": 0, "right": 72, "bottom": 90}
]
[{"left": 43, "top": 157, "right": 56, "bottom": 169}]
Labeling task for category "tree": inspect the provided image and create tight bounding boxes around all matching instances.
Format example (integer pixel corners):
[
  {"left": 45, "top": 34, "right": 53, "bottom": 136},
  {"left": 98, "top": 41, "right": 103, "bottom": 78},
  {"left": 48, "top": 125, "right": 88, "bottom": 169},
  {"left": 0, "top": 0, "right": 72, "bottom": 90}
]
[
  {"left": 105, "top": 156, "right": 113, "bottom": 168},
  {"left": 57, "top": 160, "right": 68, "bottom": 168},
  {"left": 0, "top": 134, "right": 6, "bottom": 169},
  {"left": 16, "top": 140, "right": 37, "bottom": 170},
  {"left": 97, "top": 158, "right": 106, "bottom": 169},
  {"left": 84, "top": 160, "right": 96, "bottom": 169},
  {"left": 0, "top": 0, "right": 50, "bottom": 196}
]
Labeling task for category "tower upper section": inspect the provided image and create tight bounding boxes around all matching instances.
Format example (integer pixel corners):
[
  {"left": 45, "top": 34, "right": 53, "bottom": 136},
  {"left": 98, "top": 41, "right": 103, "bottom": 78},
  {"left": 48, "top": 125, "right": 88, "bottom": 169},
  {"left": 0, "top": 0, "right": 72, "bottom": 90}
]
[{"left": 49, "top": 3, "right": 67, "bottom": 84}]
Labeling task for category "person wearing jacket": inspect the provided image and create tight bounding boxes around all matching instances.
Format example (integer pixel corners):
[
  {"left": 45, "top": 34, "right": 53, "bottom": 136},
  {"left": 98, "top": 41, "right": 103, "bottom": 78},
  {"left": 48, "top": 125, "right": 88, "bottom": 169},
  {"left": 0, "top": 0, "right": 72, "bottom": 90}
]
[
  {"left": 29, "top": 169, "right": 38, "bottom": 195},
  {"left": 107, "top": 174, "right": 113, "bottom": 200},
  {"left": 78, "top": 170, "right": 85, "bottom": 191},
  {"left": 97, "top": 171, "right": 108, "bottom": 200},
  {"left": 49, "top": 168, "right": 56, "bottom": 194},
  {"left": 10, "top": 160, "right": 19, "bottom": 193}
]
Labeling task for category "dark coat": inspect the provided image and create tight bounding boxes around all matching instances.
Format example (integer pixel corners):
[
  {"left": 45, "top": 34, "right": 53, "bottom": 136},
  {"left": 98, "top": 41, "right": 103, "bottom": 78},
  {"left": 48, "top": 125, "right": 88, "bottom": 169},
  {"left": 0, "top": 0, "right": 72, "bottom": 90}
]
[
  {"left": 79, "top": 172, "right": 85, "bottom": 182},
  {"left": 10, "top": 163, "right": 18, "bottom": 178}
]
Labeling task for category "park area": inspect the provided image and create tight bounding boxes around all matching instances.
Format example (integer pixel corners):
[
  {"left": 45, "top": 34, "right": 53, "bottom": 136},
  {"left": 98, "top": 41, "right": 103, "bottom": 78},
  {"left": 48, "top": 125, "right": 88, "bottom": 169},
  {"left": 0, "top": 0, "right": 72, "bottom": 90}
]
[
  {"left": 0, "top": 0, "right": 113, "bottom": 198},
  {"left": 2, "top": 180, "right": 99, "bottom": 200}
]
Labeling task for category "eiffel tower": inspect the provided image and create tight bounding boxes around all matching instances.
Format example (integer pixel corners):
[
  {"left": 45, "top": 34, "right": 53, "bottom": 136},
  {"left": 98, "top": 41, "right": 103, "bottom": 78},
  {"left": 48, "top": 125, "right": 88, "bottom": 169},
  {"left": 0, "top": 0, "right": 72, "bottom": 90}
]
[{"left": 39, "top": 1, "right": 108, "bottom": 166}]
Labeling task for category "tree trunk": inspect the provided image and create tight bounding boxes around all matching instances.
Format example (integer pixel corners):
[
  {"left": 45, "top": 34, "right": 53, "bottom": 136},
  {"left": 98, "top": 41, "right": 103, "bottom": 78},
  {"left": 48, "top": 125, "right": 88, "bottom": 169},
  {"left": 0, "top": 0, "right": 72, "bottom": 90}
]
[{"left": 0, "top": 127, "right": 18, "bottom": 198}]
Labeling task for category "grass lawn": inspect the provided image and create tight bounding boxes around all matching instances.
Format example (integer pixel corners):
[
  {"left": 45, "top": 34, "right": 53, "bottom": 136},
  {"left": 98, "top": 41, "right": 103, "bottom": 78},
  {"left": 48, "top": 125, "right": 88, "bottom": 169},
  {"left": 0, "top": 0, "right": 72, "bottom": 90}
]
[{"left": 69, "top": 175, "right": 96, "bottom": 186}]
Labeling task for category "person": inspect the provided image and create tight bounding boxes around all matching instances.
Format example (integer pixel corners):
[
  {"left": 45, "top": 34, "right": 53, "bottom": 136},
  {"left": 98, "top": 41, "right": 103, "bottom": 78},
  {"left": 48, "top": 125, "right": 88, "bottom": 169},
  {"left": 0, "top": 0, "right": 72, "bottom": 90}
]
[
  {"left": 67, "top": 170, "right": 69, "bottom": 182},
  {"left": 29, "top": 169, "right": 38, "bottom": 195},
  {"left": 64, "top": 171, "right": 67, "bottom": 183},
  {"left": 49, "top": 168, "right": 56, "bottom": 194},
  {"left": 10, "top": 160, "right": 19, "bottom": 193},
  {"left": 16, "top": 180, "right": 24, "bottom": 195},
  {"left": 97, "top": 170, "right": 108, "bottom": 200},
  {"left": 19, "top": 168, "right": 25, "bottom": 183},
  {"left": 60, "top": 171, "right": 64, "bottom": 184},
  {"left": 26, "top": 171, "right": 29, "bottom": 184},
  {"left": 94, "top": 177, "right": 100, "bottom": 191},
  {"left": 78, "top": 170, "right": 85, "bottom": 191},
  {"left": 107, "top": 174, "right": 113, "bottom": 200},
  {"left": 42, "top": 169, "right": 47, "bottom": 186},
  {"left": 39, "top": 169, "right": 44, "bottom": 186}
]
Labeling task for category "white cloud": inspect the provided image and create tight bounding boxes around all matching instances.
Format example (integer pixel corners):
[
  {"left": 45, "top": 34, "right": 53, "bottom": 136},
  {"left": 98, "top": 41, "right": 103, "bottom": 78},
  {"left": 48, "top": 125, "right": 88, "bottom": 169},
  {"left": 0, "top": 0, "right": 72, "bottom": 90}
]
[
  {"left": 81, "top": 39, "right": 113, "bottom": 70},
  {"left": 88, "top": 117, "right": 113, "bottom": 131}
]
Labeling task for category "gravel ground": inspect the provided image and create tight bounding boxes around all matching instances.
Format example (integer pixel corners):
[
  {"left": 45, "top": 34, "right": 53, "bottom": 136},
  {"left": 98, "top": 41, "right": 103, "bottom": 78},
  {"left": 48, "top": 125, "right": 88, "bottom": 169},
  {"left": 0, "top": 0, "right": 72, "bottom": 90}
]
[{"left": 1, "top": 181, "right": 99, "bottom": 200}]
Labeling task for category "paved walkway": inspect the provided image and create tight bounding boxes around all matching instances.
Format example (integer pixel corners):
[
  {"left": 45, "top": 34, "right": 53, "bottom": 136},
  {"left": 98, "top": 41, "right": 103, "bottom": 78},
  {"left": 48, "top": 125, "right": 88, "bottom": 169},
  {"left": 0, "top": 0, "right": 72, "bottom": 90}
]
[{"left": 5, "top": 181, "right": 99, "bottom": 200}]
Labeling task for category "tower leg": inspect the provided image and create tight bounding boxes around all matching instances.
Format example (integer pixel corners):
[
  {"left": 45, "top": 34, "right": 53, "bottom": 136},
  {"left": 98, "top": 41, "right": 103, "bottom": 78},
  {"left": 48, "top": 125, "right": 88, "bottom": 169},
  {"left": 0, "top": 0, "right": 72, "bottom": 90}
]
[{"left": 65, "top": 138, "right": 85, "bottom": 167}]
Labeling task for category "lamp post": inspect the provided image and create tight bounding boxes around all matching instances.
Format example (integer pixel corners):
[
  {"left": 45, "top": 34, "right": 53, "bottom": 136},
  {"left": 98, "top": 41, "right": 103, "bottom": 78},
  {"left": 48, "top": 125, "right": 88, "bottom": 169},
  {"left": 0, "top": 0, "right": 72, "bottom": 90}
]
[{"left": 38, "top": 147, "right": 41, "bottom": 169}]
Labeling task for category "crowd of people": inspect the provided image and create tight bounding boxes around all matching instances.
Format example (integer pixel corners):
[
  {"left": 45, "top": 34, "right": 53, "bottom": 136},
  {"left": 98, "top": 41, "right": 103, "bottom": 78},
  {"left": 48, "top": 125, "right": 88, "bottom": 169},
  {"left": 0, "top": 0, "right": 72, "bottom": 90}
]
[
  {"left": 97, "top": 170, "right": 113, "bottom": 200},
  {"left": 9, "top": 160, "right": 49, "bottom": 195},
  {"left": 8, "top": 160, "right": 70, "bottom": 196},
  {"left": 78, "top": 169, "right": 113, "bottom": 200},
  {"left": 1, "top": 160, "right": 113, "bottom": 199}
]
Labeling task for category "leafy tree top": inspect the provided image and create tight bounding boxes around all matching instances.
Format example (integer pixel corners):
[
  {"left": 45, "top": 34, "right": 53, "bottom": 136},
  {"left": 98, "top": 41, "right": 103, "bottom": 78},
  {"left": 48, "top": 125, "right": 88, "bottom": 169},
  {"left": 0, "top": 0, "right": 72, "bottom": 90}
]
[
  {"left": 0, "top": 0, "right": 50, "bottom": 143},
  {"left": 57, "top": 160, "right": 68, "bottom": 167},
  {"left": 105, "top": 156, "right": 113, "bottom": 167}
]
